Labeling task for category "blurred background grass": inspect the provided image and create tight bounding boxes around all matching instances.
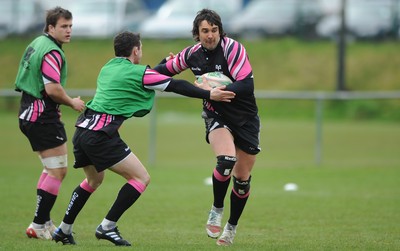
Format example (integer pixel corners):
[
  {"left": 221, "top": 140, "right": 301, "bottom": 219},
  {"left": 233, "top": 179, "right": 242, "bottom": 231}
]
[
  {"left": 1, "top": 37, "right": 400, "bottom": 91},
  {"left": 1, "top": 37, "right": 400, "bottom": 121}
]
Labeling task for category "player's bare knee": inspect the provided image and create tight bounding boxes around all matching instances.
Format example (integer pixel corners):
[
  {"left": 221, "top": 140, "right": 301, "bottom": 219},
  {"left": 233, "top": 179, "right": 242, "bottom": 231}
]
[
  {"left": 87, "top": 178, "right": 103, "bottom": 189},
  {"left": 233, "top": 176, "right": 251, "bottom": 197},
  {"left": 129, "top": 172, "right": 150, "bottom": 186},
  {"left": 141, "top": 174, "right": 151, "bottom": 186},
  {"left": 46, "top": 169, "right": 67, "bottom": 181},
  {"left": 215, "top": 155, "right": 237, "bottom": 177}
]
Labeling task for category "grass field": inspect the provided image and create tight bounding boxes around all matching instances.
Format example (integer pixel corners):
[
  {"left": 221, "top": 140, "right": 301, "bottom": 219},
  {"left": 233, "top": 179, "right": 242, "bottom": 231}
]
[
  {"left": 0, "top": 108, "right": 399, "bottom": 250},
  {"left": 2, "top": 35, "right": 399, "bottom": 250}
]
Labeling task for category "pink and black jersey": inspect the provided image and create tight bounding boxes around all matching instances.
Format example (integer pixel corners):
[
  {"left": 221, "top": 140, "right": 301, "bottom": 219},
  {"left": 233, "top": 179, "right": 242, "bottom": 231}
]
[
  {"left": 154, "top": 37, "right": 258, "bottom": 127},
  {"left": 18, "top": 50, "right": 63, "bottom": 123}
]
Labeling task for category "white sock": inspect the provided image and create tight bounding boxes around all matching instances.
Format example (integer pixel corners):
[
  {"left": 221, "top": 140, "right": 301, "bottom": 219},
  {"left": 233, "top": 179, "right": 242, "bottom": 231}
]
[
  {"left": 31, "top": 222, "right": 45, "bottom": 229},
  {"left": 101, "top": 218, "right": 116, "bottom": 231},
  {"left": 212, "top": 205, "right": 224, "bottom": 214},
  {"left": 59, "top": 222, "right": 73, "bottom": 235}
]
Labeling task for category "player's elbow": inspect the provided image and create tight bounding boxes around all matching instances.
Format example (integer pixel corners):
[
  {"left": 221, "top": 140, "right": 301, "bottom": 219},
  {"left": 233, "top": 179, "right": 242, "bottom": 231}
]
[{"left": 44, "top": 83, "right": 63, "bottom": 97}]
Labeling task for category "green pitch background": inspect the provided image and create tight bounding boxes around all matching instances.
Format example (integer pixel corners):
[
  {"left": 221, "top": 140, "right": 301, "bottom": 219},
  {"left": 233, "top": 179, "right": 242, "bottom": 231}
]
[
  {"left": 0, "top": 106, "right": 399, "bottom": 250},
  {"left": 1, "top": 35, "right": 399, "bottom": 250}
]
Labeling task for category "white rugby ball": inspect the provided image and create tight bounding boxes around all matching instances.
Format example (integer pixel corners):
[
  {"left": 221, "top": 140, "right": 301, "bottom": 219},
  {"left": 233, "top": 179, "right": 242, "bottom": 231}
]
[{"left": 198, "top": 72, "right": 232, "bottom": 88}]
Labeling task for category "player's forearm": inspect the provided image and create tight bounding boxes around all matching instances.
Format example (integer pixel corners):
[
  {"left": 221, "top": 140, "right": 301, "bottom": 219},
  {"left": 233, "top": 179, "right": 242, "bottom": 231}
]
[
  {"left": 165, "top": 79, "right": 209, "bottom": 99},
  {"left": 44, "top": 83, "right": 74, "bottom": 107},
  {"left": 226, "top": 78, "right": 254, "bottom": 97}
]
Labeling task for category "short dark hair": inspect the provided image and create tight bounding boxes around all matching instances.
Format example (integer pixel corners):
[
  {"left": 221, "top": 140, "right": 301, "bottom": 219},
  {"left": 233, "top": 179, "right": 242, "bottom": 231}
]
[
  {"left": 192, "top": 9, "right": 226, "bottom": 42},
  {"left": 44, "top": 6, "right": 72, "bottom": 33},
  {"left": 114, "top": 31, "right": 141, "bottom": 57}
]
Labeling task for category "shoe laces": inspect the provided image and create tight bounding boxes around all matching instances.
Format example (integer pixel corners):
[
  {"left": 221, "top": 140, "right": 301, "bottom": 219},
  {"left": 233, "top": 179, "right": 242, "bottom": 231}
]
[
  {"left": 108, "top": 227, "right": 122, "bottom": 240},
  {"left": 45, "top": 221, "right": 56, "bottom": 233},
  {"left": 55, "top": 229, "right": 75, "bottom": 244},
  {"left": 62, "top": 235, "right": 75, "bottom": 244},
  {"left": 220, "top": 225, "right": 236, "bottom": 243},
  {"left": 208, "top": 209, "right": 222, "bottom": 226},
  {"left": 97, "top": 226, "right": 131, "bottom": 246}
]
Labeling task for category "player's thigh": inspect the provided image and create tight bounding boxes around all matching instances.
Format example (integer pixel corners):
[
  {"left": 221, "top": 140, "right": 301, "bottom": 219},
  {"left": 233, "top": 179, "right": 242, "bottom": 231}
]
[
  {"left": 209, "top": 128, "right": 235, "bottom": 156},
  {"left": 39, "top": 143, "right": 68, "bottom": 157},
  {"left": 232, "top": 148, "right": 256, "bottom": 180},
  {"left": 110, "top": 153, "right": 150, "bottom": 185}
]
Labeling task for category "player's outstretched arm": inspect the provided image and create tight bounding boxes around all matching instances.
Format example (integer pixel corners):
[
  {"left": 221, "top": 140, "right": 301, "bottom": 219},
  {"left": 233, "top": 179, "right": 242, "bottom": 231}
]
[
  {"left": 143, "top": 68, "right": 234, "bottom": 102},
  {"left": 165, "top": 79, "right": 235, "bottom": 102}
]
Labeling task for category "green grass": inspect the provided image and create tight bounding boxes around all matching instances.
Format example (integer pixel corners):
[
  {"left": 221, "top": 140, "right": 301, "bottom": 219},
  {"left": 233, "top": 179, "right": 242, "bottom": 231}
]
[
  {"left": 0, "top": 109, "right": 399, "bottom": 250},
  {"left": 1, "top": 36, "right": 399, "bottom": 250},
  {"left": 1, "top": 37, "right": 400, "bottom": 91}
]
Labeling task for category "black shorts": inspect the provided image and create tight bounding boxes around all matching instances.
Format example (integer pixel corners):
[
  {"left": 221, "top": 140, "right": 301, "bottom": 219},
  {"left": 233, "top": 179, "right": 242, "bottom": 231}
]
[
  {"left": 19, "top": 120, "right": 67, "bottom": 151},
  {"left": 72, "top": 127, "right": 131, "bottom": 172},
  {"left": 202, "top": 111, "right": 261, "bottom": 155}
]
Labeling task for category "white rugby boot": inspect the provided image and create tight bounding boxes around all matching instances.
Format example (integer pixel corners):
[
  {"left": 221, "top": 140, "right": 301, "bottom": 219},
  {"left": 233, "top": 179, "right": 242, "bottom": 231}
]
[
  {"left": 206, "top": 206, "right": 223, "bottom": 238},
  {"left": 45, "top": 220, "right": 57, "bottom": 236},
  {"left": 216, "top": 223, "right": 237, "bottom": 246},
  {"left": 26, "top": 223, "right": 52, "bottom": 240}
]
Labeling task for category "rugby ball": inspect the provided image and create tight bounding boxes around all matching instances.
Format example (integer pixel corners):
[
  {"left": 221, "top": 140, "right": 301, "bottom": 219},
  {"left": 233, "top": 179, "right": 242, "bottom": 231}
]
[{"left": 198, "top": 72, "right": 232, "bottom": 88}]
